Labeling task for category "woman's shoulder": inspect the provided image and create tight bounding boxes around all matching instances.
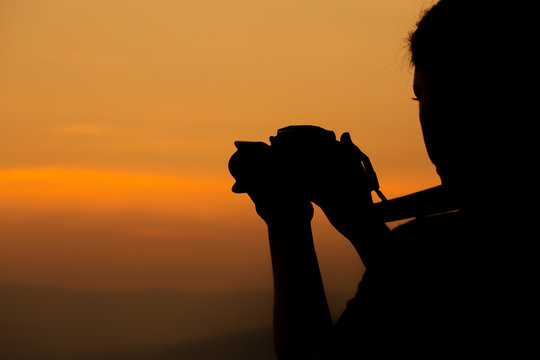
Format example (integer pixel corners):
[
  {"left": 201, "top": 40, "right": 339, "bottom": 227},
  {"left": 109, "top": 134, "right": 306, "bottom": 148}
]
[{"left": 385, "top": 210, "right": 473, "bottom": 278}]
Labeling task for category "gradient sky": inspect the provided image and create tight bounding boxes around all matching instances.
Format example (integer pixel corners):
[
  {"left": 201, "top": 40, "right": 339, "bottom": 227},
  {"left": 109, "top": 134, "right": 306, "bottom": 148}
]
[{"left": 0, "top": 0, "right": 440, "bottom": 301}]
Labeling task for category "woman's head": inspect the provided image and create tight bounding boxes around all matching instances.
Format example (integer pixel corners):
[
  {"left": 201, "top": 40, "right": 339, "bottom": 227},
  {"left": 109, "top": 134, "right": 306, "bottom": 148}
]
[{"left": 408, "top": 1, "right": 511, "bottom": 192}]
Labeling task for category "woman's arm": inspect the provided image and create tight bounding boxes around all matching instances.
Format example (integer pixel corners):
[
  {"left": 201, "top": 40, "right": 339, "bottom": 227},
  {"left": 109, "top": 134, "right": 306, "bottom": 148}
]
[
  {"left": 251, "top": 190, "right": 390, "bottom": 359},
  {"left": 317, "top": 200, "right": 391, "bottom": 270},
  {"left": 265, "top": 205, "right": 391, "bottom": 360},
  {"left": 267, "top": 218, "right": 333, "bottom": 359},
  {"left": 248, "top": 191, "right": 331, "bottom": 359},
  {"left": 312, "top": 132, "right": 392, "bottom": 270}
]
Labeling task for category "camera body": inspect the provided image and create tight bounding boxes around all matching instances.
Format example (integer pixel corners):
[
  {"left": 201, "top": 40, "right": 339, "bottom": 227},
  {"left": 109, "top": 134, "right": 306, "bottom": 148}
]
[{"left": 228, "top": 125, "right": 381, "bottom": 202}]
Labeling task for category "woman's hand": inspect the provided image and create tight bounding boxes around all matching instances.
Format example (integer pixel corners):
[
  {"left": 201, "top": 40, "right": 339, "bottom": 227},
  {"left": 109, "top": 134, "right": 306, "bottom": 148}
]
[
  {"left": 312, "top": 133, "right": 382, "bottom": 239},
  {"left": 247, "top": 181, "right": 314, "bottom": 226}
]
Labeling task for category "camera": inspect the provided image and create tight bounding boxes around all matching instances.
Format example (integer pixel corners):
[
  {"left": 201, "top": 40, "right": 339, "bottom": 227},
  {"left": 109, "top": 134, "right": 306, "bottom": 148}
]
[{"left": 228, "top": 125, "right": 384, "bottom": 202}]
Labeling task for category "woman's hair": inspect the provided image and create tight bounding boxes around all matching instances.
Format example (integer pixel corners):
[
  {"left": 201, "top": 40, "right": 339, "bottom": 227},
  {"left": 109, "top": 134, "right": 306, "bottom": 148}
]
[{"left": 408, "top": 0, "right": 503, "bottom": 77}]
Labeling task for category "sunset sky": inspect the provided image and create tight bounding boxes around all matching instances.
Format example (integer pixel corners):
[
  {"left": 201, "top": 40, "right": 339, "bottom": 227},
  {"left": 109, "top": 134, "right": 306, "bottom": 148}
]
[
  {"left": 0, "top": 0, "right": 439, "bottom": 359},
  {"left": 1, "top": 1, "right": 440, "bottom": 356}
]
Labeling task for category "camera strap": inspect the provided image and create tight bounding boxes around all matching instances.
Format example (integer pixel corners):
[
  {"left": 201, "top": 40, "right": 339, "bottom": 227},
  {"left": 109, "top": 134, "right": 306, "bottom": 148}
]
[{"left": 358, "top": 150, "right": 387, "bottom": 203}]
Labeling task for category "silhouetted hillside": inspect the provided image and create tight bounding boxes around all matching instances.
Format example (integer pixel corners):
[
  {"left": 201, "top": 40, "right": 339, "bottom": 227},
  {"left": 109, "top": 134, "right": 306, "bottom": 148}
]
[
  {"left": 91, "top": 328, "right": 276, "bottom": 360},
  {"left": 0, "top": 284, "right": 275, "bottom": 360}
]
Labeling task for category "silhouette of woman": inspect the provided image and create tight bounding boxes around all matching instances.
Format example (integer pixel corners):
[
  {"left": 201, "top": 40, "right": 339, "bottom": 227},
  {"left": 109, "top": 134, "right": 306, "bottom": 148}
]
[{"left": 235, "top": 1, "right": 529, "bottom": 358}]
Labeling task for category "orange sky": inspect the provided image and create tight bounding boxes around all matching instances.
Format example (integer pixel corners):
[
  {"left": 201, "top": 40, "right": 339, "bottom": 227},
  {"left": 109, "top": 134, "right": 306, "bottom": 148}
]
[{"left": 0, "top": 0, "right": 439, "bottom": 301}]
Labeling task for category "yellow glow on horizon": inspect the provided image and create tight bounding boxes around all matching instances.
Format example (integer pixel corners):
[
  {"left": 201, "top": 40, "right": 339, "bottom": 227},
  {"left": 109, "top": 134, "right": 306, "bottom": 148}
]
[
  {"left": 0, "top": 168, "right": 237, "bottom": 215},
  {"left": 0, "top": 167, "right": 437, "bottom": 212}
]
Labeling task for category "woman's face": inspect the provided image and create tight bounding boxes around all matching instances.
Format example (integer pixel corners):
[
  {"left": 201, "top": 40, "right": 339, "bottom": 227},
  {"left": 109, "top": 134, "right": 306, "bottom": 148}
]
[{"left": 413, "top": 67, "right": 458, "bottom": 184}]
